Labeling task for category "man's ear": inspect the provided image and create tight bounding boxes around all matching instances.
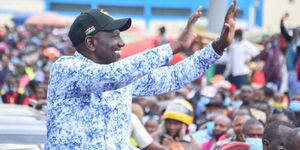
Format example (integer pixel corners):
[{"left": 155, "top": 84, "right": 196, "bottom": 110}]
[
  {"left": 85, "top": 36, "right": 96, "bottom": 52},
  {"left": 263, "top": 139, "right": 269, "bottom": 150}
]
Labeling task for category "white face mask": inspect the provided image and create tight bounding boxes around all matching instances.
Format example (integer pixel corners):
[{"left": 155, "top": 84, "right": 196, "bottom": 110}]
[{"left": 245, "top": 138, "right": 263, "bottom": 150}]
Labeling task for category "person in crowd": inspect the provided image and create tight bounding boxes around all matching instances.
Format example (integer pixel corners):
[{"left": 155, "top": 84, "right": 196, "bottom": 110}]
[
  {"left": 263, "top": 121, "right": 295, "bottom": 150},
  {"left": 239, "top": 85, "right": 254, "bottom": 107},
  {"left": 289, "top": 94, "right": 300, "bottom": 127},
  {"left": 132, "top": 103, "right": 145, "bottom": 122},
  {"left": 231, "top": 114, "right": 252, "bottom": 142},
  {"left": 192, "top": 113, "right": 219, "bottom": 148},
  {"left": 144, "top": 117, "right": 160, "bottom": 135},
  {"left": 130, "top": 113, "right": 167, "bottom": 150},
  {"left": 1, "top": 76, "right": 24, "bottom": 104},
  {"left": 267, "top": 113, "right": 292, "bottom": 125},
  {"left": 284, "top": 128, "right": 300, "bottom": 150},
  {"left": 152, "top": 99, "right": 200, "bottom": 150},
  {"left": 280, "top": 12, "right": 300, "bottom": 99},
  {"left": 242, "top": 119, "right": 264, "bottom": 150},
  {"left": 224, "top": 29, "right": 260, "bottom": 89},
  {"left": 205, "top": 99, "right": 228, "bottom": 117},
  {"left": 154, "top": 26, "right": 169, "bottom": 47},
  {"left": 237, "top": 85, "right": 267, "bottom": 124},
  {"left": 23, "top": 80, "right": 47, "bottom": 106},
  {"left": 253, "top": 86, "right": 274, "bottom": 102},
  {"left": 212, "top": 114, "right": 251, "bottom": 150},
  {"left": 257, "top": 34, "right": 283, "bottom": 85},
  {"left": 252, "top": 100, "right": 272, "bottom": 118},
  {"left": 0, "top": 56, "right": 12, "bottom": 81},
  {"left": 201, "top": 115, "right": 231, "bottom": 150},
  {"left": 271, "top": 92, "right": 286, "bottom": 111}
]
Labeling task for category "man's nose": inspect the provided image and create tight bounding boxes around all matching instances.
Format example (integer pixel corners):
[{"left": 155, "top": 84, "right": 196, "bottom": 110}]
[{"left": 118, "top": 38, "right": 125, "bottom": 47}]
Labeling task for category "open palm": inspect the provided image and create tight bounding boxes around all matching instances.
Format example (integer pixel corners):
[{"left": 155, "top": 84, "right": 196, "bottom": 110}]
[{"left": 213, "top": 0, "right": 240, "bottom": 53}]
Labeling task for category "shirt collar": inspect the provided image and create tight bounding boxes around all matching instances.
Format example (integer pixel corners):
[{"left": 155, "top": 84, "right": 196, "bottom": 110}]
[{"left": 74, "top": 51, "right": 95, "bottom": 64}]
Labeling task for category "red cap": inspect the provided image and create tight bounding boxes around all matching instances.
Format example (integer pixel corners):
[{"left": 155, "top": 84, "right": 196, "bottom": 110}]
[{"left": 219, "top": 142, "right": 250, "bottom": 150}]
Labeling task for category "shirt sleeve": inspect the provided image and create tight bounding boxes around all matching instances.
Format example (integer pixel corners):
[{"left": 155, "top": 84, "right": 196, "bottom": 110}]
[
  {"left": 244, "top": 41, "right": 260, "bottom": 57},
  {"left": 280, "top": 20, "right": 292, "bottom": 42},
  {"left": 131, "top": 113, "right": 153, "bottom": 149},
  {"left": 132, "top": 44, "right": 221, "bottom": 97},
  {"left": 49, "top": 44, "right": 173, "bottom": 96}
]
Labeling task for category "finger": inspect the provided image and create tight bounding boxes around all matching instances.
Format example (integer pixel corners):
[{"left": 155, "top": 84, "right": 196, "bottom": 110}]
[
  {"left": 234, "top": 7, "right": 240, "bottom": 18},
  {"left": 225, "top": 0, "right": 238, "bottom": 21},
  {"left": 233, "top": 0, "right": 237, "bottom": 8},
  {"left": 226, "top": 1, "right": 236, "bottom": 16},
  {"left": 187, "top": 6, "right": 203, "bottom": 28},
  {"left": 193, "top": 33, "right": 197, "bottom": 41},
  {"left": 188, "top": 7, "right": 202, "bottom": 26},
  {"left": 222, "top": 23, "right": 230, "bottom": 38}
]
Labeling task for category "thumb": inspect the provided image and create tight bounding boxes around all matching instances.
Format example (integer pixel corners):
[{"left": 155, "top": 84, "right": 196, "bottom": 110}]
[
  {"left": 192, "top": 33, "right": 197, "bottom": 41},
  {"left": 222, "top": 23, "right": 230, "bottom": 37}
]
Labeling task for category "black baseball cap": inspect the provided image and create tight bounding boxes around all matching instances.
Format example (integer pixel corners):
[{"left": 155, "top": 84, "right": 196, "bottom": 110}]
[{"left": 68, "top": 9, "right": 131, "bottom": 46}]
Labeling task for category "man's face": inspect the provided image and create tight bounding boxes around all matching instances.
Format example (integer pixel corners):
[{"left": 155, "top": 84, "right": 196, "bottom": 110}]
[
  {"left": 253, "top": 102, "right": 271, "bottom": 117},
  {"left": 165, "top": 119, "right": 183, "bottom": 137},
  {"left": 267, "top": 138, "right": 285, "bottom": 150},
  {"left": 213, "top": 117, "right": 230, "bottom": 137},
  {"left": 244, "top": 124, "right": 264, "bottom": 139},
  {"left": 266, "top": 125, "right": 292, "bottom": 150},
  {"left": 253, "top": 89, "right": 266, "bottom": 101},
  {"left": 274, "top": 93, "right": 284, "bottom": 102},
  {"left": 36, "top": 87, "right": 46, "bottom": 99},
  {"left": 233, "top": 115, "right": 251, "bottom": 141},
  {"left": 91, "top": 30, "right": 125, "bottom": 64},
  {"left": 240, "top": 86, "right": 254, "bottom": 104}
]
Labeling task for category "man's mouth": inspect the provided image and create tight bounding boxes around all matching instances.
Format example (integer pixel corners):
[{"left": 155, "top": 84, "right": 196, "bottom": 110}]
[
  {"left": 114, "top": 50, "right": 121, "bottom": 59},
  {"left": 115, "top": 50, "right": 121, "bottom": 55}
]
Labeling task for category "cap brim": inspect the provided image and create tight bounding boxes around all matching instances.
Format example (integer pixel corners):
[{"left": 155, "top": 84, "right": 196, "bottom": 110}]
[
  {"left": 103, "top": 18, "right": 131, "bottom": 31},
  {"left": 206, "top": 102, "right": 226, "bottom": 108}
]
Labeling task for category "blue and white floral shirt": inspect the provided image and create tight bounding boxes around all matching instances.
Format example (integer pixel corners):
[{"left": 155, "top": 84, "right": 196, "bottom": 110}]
[{"left": 45, "top": 44, "right": 220, "bottom": 150}]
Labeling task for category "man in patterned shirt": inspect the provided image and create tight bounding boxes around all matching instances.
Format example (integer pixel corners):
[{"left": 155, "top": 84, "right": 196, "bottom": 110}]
[{"left": 45, "top": 1, "right": 240, "bottom": 149}]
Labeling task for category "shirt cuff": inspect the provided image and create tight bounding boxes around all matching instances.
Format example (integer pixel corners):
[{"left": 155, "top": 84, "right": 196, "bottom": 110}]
[{"left": 206, "top": 43, "right": 223, "bottom": 58}]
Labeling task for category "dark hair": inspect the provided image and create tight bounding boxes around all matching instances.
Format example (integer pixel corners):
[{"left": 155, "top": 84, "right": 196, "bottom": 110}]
[
  {"left": 262, "top": 86, "right": 274, "bottom": 98},
  {"left": 242, "top": 118, "right": 263, "bottom": 134},
  {"left": 285, "top": 128, "right": 300, "bottom": 149},
  {"left": 234, "top": 29, "right": 243, "bottom": 39},
  {"left": 159, "top": 26, "right": 166, "bottom": 35},
  {"left": 262, "top": 121, "right": 295, "bottom": 141},
  {"left": 27, "top": 80, "right": 40, "bottom": 91},
  {"left": 253, "top": 100, "right": 271, "bottom": 113},
  {"left": 234, "top": 107, "right": 253, "bottom": 118},
  {"left": 267, "top": 113, "right": 290, "bottom": 125}
]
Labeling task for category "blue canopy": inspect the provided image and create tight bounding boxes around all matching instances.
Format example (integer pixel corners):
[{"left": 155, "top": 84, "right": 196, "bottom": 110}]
[{"left": 11, "top": 13, "right": 31, "bottom": 25}]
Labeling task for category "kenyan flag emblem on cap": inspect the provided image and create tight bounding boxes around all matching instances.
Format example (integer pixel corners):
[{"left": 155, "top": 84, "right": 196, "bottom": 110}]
[{"left": 85, "top": 26, "right": 96, "bottom": 35}]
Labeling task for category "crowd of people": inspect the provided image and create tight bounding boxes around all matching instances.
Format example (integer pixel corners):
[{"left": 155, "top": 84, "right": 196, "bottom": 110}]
[
  {"left": 0, "top": 4, "right": 300, "bottom": 150},
  {"left": 0, "top": 24, "right": 74, "bottom": 108}
]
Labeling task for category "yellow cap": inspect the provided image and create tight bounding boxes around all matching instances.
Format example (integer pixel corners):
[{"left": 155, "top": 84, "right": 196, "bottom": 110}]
[{"left": 163, "top": 99, "right": 194, "bottom": 125}]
